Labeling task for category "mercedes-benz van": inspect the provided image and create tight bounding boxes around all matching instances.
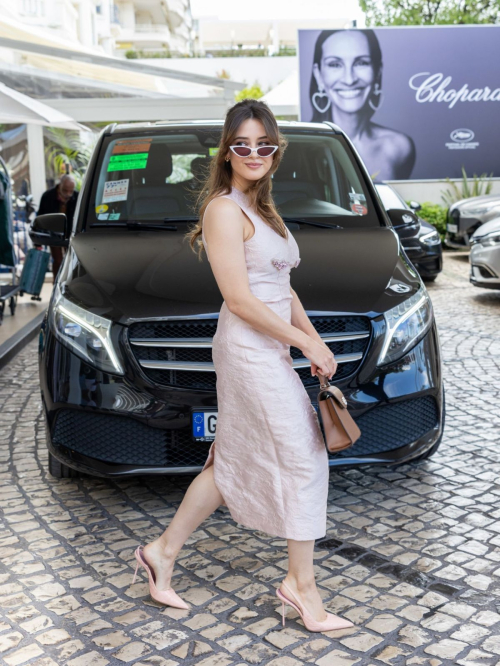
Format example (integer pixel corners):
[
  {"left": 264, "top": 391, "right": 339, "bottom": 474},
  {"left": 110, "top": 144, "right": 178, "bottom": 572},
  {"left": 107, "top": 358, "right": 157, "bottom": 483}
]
[{"left": 32, "top": 120, "right": 444, "bottom": 478}]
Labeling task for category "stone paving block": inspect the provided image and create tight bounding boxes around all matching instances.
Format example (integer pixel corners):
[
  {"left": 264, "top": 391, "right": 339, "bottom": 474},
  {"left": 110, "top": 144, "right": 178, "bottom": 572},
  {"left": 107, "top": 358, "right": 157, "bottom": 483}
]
[
  {"left": 315, "top": 648, "right": 361, "bottom": 665},
  {"left": 456, "top": 648, "right": 498, "bottom": 666},
  {"left": 340, "top": 631, "right": 384, "bottom": 652},
  {"left": 3, "top": 643, "right": 45, "bottom": 666},
  {"left": 424, "top": 638, "right": 468, "bottom": 659}
]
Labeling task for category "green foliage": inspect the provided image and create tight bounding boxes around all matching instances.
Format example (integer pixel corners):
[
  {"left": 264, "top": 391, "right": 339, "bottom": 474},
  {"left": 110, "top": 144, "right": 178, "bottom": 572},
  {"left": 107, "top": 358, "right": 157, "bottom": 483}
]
[
  {"left": 413, "top": 201, "right": 448, "bottom": 239},
  {"left": 235, "top": 83, "right": 265, "bottom": 102},
  {"left": 44, "top": 128, "right": 97, "bottom": 189},
  {"left": 440, "top": 166, "right": 493, "bottom": 207},
  {"left": 125, "top": 49, "right": 173, "bottom": 59},
  {"left": 359, "top": 0, "right": 500, "bottom": 25}
]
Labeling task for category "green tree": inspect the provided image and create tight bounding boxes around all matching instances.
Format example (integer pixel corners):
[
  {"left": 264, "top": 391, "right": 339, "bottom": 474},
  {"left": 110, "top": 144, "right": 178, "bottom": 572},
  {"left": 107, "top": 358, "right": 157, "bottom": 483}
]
[{"left": 359, "top": 0, "right": 500, "bottom": 25}]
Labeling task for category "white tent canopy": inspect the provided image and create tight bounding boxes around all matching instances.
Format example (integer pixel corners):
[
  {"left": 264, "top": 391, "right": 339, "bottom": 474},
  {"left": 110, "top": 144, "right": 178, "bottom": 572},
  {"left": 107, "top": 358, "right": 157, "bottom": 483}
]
[
  {"left": 0, "top": 82, "right": 81, "bottom": 129},
  {"left": 261, "top": 70, "right": 299, "bottom": 117}
]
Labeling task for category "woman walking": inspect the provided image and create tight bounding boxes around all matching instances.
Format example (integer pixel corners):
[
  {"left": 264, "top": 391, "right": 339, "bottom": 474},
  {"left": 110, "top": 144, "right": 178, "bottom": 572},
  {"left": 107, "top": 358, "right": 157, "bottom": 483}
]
[{"left": 133, "top": 99, "right": 354, "bottom": 633}]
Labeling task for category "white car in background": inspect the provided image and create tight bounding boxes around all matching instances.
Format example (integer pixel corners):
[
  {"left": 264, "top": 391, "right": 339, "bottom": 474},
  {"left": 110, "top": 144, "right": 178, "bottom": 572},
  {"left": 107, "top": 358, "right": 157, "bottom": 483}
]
[{"left": 470, "top": 218, "right": 500, "bottom": 290}]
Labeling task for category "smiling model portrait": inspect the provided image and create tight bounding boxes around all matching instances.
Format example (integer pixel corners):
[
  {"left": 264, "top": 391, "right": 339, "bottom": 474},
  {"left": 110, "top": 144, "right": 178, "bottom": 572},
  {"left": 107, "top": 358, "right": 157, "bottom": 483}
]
[
  {"left": 309, "top": 29, "right": 416, "bottom": 180},
  {"left": 133, "top": 99, "right": 354, "bottom": 633}
]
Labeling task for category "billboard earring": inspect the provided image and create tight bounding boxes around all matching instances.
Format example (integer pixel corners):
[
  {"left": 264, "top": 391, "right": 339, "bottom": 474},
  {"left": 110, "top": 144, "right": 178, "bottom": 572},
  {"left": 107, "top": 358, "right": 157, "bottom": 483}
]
[
  {"left": 368, "top": 83, "right": 384, "bottom": 111},
  {"left": 312, "top": 85, "right": 331, "bottom": 113}
]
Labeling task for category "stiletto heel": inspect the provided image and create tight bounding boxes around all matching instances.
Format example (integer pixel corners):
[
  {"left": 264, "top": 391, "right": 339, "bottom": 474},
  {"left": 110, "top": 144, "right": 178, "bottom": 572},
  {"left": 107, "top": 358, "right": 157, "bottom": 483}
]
[
  {"left": 281, "top": 600, "right": 286, "bottom": 627},
  {"left": 132, "top": 558, "right": 140, "bottom": 585},
  {"left": 133, "top": 545, "right": 190, "bottom": 610},
  {"left": 275, "top": 580, "right": 354, "bottom": 633}
]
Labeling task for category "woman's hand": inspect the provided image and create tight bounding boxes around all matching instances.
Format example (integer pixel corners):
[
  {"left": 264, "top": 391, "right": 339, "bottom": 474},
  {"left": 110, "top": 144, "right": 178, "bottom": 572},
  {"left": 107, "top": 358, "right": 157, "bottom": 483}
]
[{"left": 301, "top": 338, "right": 337, "bottom": 380}]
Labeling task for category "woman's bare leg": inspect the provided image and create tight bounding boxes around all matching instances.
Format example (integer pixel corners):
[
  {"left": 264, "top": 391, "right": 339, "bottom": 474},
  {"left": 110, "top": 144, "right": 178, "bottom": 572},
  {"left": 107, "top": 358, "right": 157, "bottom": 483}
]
[
  {"left": 281, "top": 539, "right": 328, "bottom": 622},
  {"left": 143, "top": 464, "right": 223, "bottom": 590}
]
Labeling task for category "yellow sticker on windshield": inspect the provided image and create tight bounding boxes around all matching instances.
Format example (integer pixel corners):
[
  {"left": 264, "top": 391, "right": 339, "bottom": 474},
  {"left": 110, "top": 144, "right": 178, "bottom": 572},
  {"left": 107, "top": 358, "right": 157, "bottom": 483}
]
[
  {"left": 96, "top": 204, "right": 108, "bottom": 214},
  {"left": 209, "top": 147, "right": 219, "bottom": 156}
]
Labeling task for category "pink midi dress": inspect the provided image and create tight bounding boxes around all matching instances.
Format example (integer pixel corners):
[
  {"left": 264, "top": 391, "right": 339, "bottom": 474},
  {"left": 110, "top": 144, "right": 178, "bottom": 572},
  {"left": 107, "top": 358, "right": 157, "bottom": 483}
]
[{"left": 201, "top": 186, "right": 329, "bottom": 541}]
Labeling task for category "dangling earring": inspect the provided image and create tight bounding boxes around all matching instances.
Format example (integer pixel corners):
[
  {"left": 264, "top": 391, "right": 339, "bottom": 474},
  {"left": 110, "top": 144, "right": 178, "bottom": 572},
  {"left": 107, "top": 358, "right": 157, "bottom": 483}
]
[
  {"left": 368, "top": 82, "right": 384, "bottom": 111},
  {"left": 225, "top": 156, "right": 230, "bottom": 162},
  {"left": 312, "top": 84, "right": 331, "bottom": 114}
]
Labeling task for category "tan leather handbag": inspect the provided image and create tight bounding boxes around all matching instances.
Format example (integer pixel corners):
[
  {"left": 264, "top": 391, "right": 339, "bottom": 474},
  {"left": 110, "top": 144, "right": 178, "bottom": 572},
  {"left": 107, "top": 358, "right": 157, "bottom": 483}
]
[{"left": 316, "top": 372, "right": 361, "bottom": 453}]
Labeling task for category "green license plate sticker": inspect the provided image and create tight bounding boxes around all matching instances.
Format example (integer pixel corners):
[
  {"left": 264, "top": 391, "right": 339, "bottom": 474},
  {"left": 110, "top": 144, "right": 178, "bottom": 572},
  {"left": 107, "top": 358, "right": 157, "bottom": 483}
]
[{"left": 107, "top": 153, "right": 149, "bottom": 172}]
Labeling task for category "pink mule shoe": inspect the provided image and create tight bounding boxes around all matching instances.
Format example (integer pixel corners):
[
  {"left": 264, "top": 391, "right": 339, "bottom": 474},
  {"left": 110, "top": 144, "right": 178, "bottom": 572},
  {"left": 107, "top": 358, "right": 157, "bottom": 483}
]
[
  {"left": 132, "top": 545, "right": 189, "bottom": 610},
  {"left": 276, "top": 580, "right": 354, "bottom": 633}
]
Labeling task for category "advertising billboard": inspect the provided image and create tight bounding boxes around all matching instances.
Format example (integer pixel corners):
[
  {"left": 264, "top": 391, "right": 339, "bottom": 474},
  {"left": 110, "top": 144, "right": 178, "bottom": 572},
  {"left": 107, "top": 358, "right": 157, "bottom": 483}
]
[{"left": 298, "top": 26, "right": 500, "bottom": 180}]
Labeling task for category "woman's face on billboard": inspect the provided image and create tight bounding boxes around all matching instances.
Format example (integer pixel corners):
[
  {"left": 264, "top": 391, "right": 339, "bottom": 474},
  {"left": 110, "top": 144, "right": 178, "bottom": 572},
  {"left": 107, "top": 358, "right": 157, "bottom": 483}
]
[{"left": 314, "top": 31, "right": 377, "bottom": 114}]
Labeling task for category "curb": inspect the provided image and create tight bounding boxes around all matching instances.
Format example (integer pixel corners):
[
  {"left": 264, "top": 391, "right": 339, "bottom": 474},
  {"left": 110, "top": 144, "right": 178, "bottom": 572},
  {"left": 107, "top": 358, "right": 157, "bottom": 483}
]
[{"left": 0, "top": 310, "right": 46, "bottom": 371}]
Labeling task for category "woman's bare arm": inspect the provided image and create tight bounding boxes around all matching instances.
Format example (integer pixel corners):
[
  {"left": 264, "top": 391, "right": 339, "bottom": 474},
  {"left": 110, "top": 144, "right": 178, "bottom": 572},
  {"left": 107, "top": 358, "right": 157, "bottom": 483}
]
[
  {"left": 290, "top": 287, "right": 323, "bottom": 345},
  {"left": 290, "top": 287, "right": 337, "bottom": 377},
  {"left": 203, "top": 198, "right": 336, "bottom": 376}
]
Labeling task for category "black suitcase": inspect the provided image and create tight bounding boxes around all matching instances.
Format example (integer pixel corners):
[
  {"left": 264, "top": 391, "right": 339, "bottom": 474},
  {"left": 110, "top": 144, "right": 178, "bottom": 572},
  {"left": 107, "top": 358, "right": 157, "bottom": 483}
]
[{"left": 19, "top": 248, "right": 50, "bottom": 300}]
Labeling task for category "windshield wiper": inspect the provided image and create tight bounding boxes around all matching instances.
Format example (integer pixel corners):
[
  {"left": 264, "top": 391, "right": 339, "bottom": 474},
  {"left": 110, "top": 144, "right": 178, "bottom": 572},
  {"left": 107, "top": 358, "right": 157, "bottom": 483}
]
[
  {"left": 283, "top": 218, "right": 343, "bottom": 229},
  {"left": 126, "top": 220, "right": 179, "bottom": 230}
]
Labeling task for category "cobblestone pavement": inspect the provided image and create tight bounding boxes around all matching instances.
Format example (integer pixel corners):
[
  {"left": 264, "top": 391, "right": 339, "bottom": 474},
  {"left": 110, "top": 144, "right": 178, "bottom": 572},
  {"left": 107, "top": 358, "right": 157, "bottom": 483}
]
[{"left": 1, "top": 252, "right": 500, "bottom": 666}]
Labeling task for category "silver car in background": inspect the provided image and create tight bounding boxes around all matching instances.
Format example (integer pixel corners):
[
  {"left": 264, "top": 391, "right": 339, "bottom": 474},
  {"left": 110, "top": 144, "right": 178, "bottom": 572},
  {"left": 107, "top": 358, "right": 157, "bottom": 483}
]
[
  {"left": 447, "top": 195, "right": 500, "bottom": 249},
  {"left": 470, "top": 218, "right": 500, "bottom": 289}
]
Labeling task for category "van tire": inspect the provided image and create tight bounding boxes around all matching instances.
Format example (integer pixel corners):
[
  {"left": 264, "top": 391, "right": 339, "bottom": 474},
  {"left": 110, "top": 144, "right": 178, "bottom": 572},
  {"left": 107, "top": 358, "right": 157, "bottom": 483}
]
[{"left": 48, "top": 452, "right": 78, "bottom": 478}]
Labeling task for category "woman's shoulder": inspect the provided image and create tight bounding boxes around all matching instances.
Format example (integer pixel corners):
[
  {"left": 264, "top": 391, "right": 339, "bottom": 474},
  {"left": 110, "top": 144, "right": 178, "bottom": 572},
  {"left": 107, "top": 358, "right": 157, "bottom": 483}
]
[
  {"left": 203, "top": 194, "right": 247, "bottom": 235},
  {"left": 204, "top": 193, "right": 243, "bottom": 216}
]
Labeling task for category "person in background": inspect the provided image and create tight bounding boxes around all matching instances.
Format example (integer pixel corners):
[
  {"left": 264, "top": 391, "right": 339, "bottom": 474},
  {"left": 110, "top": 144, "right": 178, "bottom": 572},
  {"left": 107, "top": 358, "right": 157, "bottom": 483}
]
[{"left": 37, "top": 175, "right": 78, "bottom": 281}]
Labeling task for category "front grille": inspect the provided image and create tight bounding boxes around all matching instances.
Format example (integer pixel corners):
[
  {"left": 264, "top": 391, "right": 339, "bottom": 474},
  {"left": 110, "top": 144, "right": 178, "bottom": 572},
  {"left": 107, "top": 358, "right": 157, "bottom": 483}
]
[
  {"left": 329, "top": 395, "right": 439, "bottom": 459},
  {"left": 53, "top": 410, "right": 210, "bottom": 467},
  {"left": 52, "top": 395, "right": 439, "bottom": 469},
  {"left": 128, "top": 315, "right": 371, "bottom": 390}
]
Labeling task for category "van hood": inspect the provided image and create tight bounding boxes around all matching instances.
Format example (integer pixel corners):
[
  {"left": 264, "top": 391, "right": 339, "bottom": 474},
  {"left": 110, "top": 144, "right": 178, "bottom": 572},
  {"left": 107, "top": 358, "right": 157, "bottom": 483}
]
[{"left": 64, "top": 227, "right": 420, "bottom": 325}]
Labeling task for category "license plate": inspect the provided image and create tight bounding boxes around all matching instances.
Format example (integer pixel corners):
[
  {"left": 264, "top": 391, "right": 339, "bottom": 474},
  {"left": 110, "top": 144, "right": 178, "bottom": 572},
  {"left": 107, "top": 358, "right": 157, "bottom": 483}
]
[
  {"left": 447, "top": 223, "right": 458, "bottom": 233},
  {"left": 192, "top": 411, "right": 217, "bottom": 441}
]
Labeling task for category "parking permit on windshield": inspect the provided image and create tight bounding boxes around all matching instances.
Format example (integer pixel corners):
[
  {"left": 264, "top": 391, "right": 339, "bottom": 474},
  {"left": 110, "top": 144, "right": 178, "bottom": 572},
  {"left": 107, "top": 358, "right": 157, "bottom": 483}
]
[
  {"left": 112, "top": 138, "right": 152, "bottom": 154},
  {"left": 349, "top": 192, "right": 368, "bottom": 215},
  {"left": 102, "top": 179, "right": 129, "bottom": 204}
]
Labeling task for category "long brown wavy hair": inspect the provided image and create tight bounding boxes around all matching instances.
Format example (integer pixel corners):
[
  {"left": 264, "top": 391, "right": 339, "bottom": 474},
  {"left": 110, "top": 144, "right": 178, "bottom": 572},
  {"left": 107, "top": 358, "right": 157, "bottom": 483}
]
[{"left": 186, "top": 99, "right": 288, "bottom": 259}]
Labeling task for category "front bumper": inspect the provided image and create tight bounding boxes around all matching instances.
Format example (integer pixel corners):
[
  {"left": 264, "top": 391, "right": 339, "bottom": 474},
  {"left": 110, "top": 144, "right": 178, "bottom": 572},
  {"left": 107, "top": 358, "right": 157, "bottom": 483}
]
[
  {"left": 39, "top": 318, "right": 443, "bottom": 477},
  {"left": 404, "top": 246, "right": 442, "bottom": 278},
  {"left": 445, "top": 215, "right": 481, "bottom": 249},
  {"left": 470, "top": 244, "right": 500, "bottom": 289}
]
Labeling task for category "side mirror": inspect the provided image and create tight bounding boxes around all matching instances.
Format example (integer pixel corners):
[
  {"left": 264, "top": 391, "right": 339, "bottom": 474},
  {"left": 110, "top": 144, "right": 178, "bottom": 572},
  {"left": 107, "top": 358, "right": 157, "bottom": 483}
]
[
  {"left": 409, "top": 200, "right": 422, "bottom": 212},
  {"left": 29, "top": 213, "right": 69, "bottom": 248},
  {"left": 387, "top": 208, "right": 421, "bottom": 239}
]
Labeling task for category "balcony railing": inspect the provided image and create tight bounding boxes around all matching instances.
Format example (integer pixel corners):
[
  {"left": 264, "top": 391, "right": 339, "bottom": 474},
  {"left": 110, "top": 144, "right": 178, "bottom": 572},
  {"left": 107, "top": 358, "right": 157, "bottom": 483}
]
[{"left": 135, "top": 23, "right": 171, "bottom": 35}]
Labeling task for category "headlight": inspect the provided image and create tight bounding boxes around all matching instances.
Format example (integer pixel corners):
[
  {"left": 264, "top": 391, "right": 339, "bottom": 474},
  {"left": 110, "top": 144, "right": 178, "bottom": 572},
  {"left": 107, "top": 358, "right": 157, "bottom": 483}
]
[
  {"left": 466, "top": 207, "right": 490, "bottom": 216},
  {"left": 49, "top": 283, "right": 124, "bottom": 374},
  {"left": 477, "top": 232, "right": 500, "bottom": 247},
  {"left": 378, "top": 288, "right": 433, "bottom": 366},
  {"left": 420, "top": 229, "right": 441, "bottom": 246}
]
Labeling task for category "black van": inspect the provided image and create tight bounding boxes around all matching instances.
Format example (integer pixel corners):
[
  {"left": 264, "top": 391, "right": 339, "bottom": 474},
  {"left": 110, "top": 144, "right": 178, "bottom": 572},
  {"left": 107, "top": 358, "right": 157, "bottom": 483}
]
[{"left": 32, "top": 120, "right": 444, "bottom": 478}]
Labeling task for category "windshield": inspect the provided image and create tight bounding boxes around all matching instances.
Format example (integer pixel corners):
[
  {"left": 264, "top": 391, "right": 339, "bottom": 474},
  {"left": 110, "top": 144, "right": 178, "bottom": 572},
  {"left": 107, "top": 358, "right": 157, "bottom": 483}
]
[
  {"left": 86, "top": 129, "right": 382, "bottom": 229},
  {"left": 376, "top": 184, "right": 406, "bottom": 211}
]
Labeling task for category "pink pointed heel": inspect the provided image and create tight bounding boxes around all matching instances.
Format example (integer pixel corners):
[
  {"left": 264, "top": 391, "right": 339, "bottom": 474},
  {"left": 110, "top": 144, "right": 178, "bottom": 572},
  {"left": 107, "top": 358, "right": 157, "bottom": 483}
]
[
  {"left": 276, "top": 580, "right": 354, "bottom": 633},
  {"left": 132, "top": 545, "right": 189, "bottom": 610}
]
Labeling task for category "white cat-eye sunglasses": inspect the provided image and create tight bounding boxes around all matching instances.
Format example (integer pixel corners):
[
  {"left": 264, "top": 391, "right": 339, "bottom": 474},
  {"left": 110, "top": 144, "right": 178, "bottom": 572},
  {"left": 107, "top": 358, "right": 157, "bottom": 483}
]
[{"left": 228, "top": 145, "right": 279, "bottom": 158}]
